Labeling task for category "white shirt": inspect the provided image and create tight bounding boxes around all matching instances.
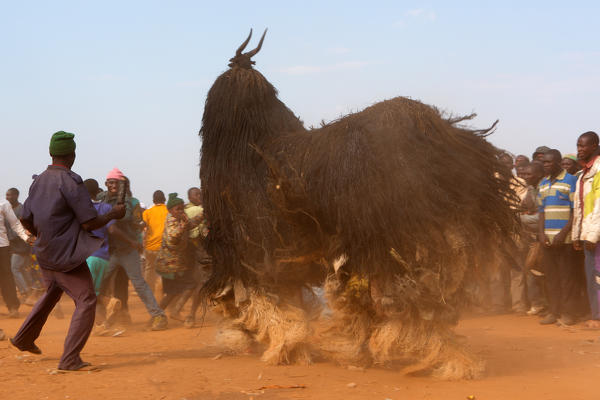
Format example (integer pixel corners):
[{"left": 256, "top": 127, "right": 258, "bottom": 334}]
[{"left": 0, "top": 200, "right": 29, "bottom": 247}]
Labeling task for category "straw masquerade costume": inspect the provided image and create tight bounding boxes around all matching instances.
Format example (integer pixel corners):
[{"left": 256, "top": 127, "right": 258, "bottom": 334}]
[{"left": 199, "top": 30, "right": 518, "bottom": 379}]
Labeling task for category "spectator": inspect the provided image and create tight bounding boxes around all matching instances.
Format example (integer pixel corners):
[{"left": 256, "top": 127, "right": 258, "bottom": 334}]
[
  {"left": 180, "top": 187, "right": 210, "bottom": 327},
  {"left": 495, "top": 152, "right": 529, "bottom": 313},
  {"left": 515, "top": 155, "right": 530, "bottom": 178},
  {"left": 83, "top": 178, "right": 121, "bottom": 328},
  {"left": 0, "top": 195, "right": 30, "bottom": 318},
  {"left": 142, "top": 190, "right": 168, "bottom": 297},
  {"left": 537, "top": 149, "right": 578, "bottom": 325},
  {"left": 5, "top": 188, "right": 42, "bottom": 304},
  {"left": 155, "top": 194, "right": 198, "bottom": 315},
  {"left": 572, "top": 131, "right": 600, "bottom": 329},
  {"left": 101, "top": 168, "right": 168, "bottom": 331},
  {"left": 561, "top": 154, "right": 581, "bottom": 176},
  {"left": 520, "top": 161, "right": 548, "bottom": 315}
]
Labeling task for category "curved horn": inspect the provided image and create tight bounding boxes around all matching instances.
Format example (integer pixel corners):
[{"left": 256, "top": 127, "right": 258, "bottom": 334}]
[
  {"left": 236, "top": 29, "right": 253, "bottom": 56},
  {"left": 244, "top": 28, "right": 267, "bottom": 58}
]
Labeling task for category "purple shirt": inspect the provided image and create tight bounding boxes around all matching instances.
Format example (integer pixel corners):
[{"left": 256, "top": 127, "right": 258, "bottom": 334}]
[
  {"left": 22, "top": 165, "right": 102, "bottom": 272},
  {"left": 90, "top": 202, "right": 114, "bottom": 260}
]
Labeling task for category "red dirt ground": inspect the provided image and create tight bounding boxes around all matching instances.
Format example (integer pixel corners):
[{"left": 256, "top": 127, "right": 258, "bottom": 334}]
[{"left": 1, "top": 293, "right": 598, "bottom": 400}]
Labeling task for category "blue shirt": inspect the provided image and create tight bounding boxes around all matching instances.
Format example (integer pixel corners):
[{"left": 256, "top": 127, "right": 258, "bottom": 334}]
[
  {"left": 89, "top": 202, "right": 114, "bottom": 260},
  {"left": 537, "top": 169, "right": 577, "bottom": 243},
  {"left": 22, "top": 165, "right": 102, "bottom": 272}
]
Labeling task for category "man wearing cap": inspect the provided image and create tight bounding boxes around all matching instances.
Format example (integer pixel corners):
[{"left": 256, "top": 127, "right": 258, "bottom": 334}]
[
  {"left": 532, "top": 146, "right": 551, "bottom": 162},
  {"left": 10, "top": 131, "right": 126, "bottom": 371},
  {"left": 562, "top": 154, "right": 581, "bottom": 176},
  {"left": 101, "top": 168, "right": 168, "bottom": 330}
]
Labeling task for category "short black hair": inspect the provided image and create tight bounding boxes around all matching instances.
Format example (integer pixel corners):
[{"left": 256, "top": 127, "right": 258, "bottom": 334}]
[
  {"left": 545, "top": 149, "right": 562, "bottom": 161},
  {"left": 83, "top": 179, "right": 100, "bottom": 197},
  {"left": 188, "top": 187, "right": 200, "bottom": 197},
  {"left": 7, "top": 187, "right": 19, "bottom": 196},
  {"left": 153, "top": 190, "right": 166, "bottom": 204},
  {"left": 579, "top": 131, "right": 599, "bottom": 146}
]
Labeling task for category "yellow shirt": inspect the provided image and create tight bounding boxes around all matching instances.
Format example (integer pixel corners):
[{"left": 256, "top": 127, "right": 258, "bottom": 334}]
[{"left": 142, "top": 204, "right": 168, "bottom": 251}]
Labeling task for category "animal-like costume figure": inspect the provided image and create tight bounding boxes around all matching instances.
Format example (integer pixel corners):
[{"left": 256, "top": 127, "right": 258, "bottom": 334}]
[{"left": 199, "top": 30, "right": 517, "bottom": 379}]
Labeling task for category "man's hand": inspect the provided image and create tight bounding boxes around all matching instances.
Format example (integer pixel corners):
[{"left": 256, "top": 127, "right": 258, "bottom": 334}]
[
  {"left": 584, "top": 241, "right": 597, "bottom": 251},
  {"left": 26, "top": 235, "right": 36, "bottom": 245},
  {"left": 574, "top": 240, "right": 583, "bottom": 251},
  {"left": 108, "top": 204, "right": 126, "bottom": 220},
  {"left": 551, "top": 231, "right": 567, "bottom": 246},
  {"left": 539, "top": 233, "right": 551, "bottom": 247}
]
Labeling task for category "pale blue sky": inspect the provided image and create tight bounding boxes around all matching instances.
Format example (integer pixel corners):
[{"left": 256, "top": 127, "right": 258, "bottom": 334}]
[{"left": 1, "top": 1, "right": 599, "bottom": 205}]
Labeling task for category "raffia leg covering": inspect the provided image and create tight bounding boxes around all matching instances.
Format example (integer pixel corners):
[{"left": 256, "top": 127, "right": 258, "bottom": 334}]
[
  {"left": 319, "top": 275, "right": 374, "bottom": 366},
  {"left": 235, "top": 292, "right": 312, "bottom": 365},
  {"left": 368, "top": 317, "right": 484, "bottom": 380}
]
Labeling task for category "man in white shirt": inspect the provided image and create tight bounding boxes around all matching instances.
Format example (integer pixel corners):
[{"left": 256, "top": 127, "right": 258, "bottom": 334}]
[{"left": 0, "top": 200, "right": 31, "bottom": 317}]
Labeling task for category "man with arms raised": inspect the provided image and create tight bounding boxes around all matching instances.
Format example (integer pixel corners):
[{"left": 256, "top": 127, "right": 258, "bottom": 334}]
[{"left": 10, "top": 131, "right": 125, "bottom": 371}]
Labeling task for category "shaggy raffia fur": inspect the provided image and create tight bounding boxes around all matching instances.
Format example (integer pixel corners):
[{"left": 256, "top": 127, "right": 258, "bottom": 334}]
[
  {"left": 199, "top": 32, "right": 518, "bottom": 378},
  {"left": 214, "top": 291, "right": 312, "bottom": 364}
]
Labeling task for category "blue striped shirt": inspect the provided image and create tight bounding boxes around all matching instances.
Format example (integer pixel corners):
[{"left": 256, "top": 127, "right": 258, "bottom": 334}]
[{"left": 537, "top": 169, "right": 577, "bottom": 242}]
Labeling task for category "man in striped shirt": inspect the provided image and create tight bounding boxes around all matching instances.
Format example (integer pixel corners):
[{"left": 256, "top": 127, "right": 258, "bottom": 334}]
[{"left": 537, "top": 149, "right": 579, "bottom": 325}]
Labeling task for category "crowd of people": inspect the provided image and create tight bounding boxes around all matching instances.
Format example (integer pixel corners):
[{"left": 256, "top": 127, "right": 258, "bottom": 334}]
[
  {"left": 0, "top": 132, "right": 209, "bottom": 369},
  {"left": 493, "top": 131, "right": 600, "bottom": 329},
  {"left": 2, "top": 129, "right": 600, "bottom": 371}
]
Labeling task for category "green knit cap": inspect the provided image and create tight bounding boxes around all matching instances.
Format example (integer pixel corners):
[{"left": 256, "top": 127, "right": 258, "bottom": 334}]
[
  {"left": 166, "top": 192, "right": 184, "bottom": 209},
  {"left": 49, "top": 131, "right": 76, "bottom": 156}
]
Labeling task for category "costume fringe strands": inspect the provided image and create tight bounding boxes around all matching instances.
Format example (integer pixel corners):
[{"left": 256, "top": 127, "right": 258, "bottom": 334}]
[{"left": 199, "top": 30, "right": 518, "bottom": 378}]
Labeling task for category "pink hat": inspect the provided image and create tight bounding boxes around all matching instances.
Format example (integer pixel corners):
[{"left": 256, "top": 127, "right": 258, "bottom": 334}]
[{"left": 106, "top": 167, "right": 125, "bottom": 181}]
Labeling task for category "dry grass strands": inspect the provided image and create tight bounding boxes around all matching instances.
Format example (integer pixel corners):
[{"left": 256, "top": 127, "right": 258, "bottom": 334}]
[{"left": 234, "top": 291, "right": 312, "bottom": 365}]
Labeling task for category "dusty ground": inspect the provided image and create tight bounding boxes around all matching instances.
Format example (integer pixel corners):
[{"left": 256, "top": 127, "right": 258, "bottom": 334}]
[{"left": 0, "top": 292, "right": 598, "bottom": 400}]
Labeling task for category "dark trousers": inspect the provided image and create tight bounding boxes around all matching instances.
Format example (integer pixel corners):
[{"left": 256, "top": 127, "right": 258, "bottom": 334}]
[
  {"left": 12, "top": 263, "right": 96, "bottom": 369},
  {"left": 113, "top": 266, "right": 129, "bottom": 311},
  {"left": 542, "top": 244, "right": 578, "bottom": 317},
  {"left": 0, "top": 246, "right": 20, "bottom": 311}
]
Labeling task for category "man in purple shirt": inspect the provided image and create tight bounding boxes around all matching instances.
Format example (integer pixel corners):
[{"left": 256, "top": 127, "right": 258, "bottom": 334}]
[{"left": 10, "top": 131, "right": 125, "bottom": 371}]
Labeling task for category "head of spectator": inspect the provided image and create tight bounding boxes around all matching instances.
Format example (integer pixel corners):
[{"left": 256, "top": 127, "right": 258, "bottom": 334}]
[
  {"left": 532, "top": 146, "right": 550, "bottom": 162},
  {"left": 49, "top": 131, "right": 76, "bottom": 169},
  {"left": 105, "top": 167, "right": 125, "bottom": 198},
  {"left": 515, "top": 154, "right": 530, "bottom": 168},
  {"left": 542, "top": 149, "right": 563, "bottom": 178},
  {"left": 514, "top": 155, "right": 530, "bottom": 178},
  {"left": 576, "top": 131, "right": 599, "bottom": 165},
  {"left": 166, "top": 193, "right": 185, "bottom": 219},
  {"left": 499, "top": 152, "right": 514, "bottom": 171},
  {"left": 153, "top": 190, "right": 166, "bottom": 205},
  {"left": 5, "top": 188, "right": 19, "bottom": 207},
  {"left": 83, "top": 179, "right": 102, "bottom": 201},
  {"left": 522, "top": 161, "right": 544, "bottom": 187},
  {"left": 561, "top": 154, "right": 580, "bottom": 175},
  {"left": 188, "top": 187, "right": 202, "bottom": 206}
]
